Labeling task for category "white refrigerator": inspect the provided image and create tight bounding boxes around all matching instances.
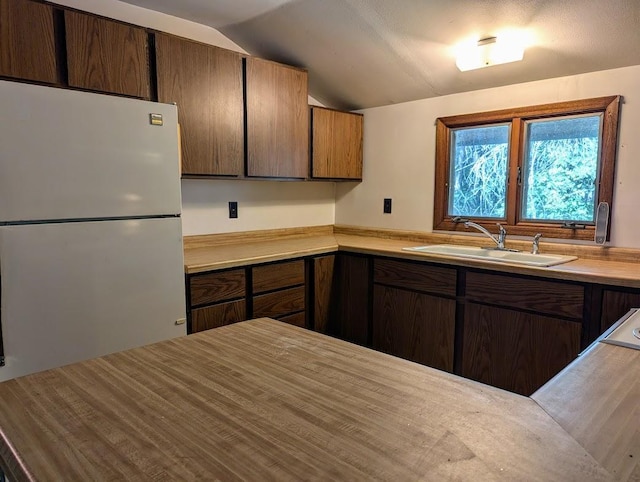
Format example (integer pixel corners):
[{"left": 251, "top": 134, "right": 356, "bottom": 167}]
[{"left": 0, "top": 80, "right": 187, "bottom": 382}]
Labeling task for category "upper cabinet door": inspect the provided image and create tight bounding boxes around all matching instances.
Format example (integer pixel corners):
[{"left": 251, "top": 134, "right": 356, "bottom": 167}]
[
  {"left": 245, "top": 57, "right": 309, "bottom": 179},
  {"left": 311, "top": 106, "right": 363, "bottom": 180},
  {"left": 155, "top": 34, "right": 244, "bottom": 177},
  {"left": 0, "top": 0, "right": 58, "bottom": 84},
  {"left": 65, "top": 11, "right": 150, "bottom": 98}
]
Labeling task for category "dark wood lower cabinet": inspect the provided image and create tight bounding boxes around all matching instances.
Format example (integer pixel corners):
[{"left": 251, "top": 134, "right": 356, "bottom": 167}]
[
  {"left": 277, "top": 311, "right": 306, "bottom": 328},
  {"left": 184, "top": 252, "right": 636, "bottom": 398},
  {"left": 600, "top": 288, "right": 640, "bottom": 333},
  {"left": 191, "top": 300, "right": 246, "bottom": 332},
  {"left": 373, "top": 285, "right": 455, "bottom": 372},
  {"left": 333, "top": 254, "right": 370, "bottom": 346},
  {"left": 313, "top": 255, "right": 336, "bottom": 334},
  {"left": 253, "top": 286, "right": 305, "bottom": 319},
  {"left": 461, "top": 303, "right": 581, "bottom": 396}
]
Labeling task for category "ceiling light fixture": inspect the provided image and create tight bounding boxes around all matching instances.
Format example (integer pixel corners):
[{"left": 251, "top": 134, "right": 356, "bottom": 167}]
[{"left": 455, "top": 35, "right": 525, "bottom": 72}]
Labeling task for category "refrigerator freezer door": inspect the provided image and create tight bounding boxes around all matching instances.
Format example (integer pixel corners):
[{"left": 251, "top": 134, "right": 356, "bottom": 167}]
[
  {"left": 0, "top": 80, "right": 181, "bottom": 223},
  {"left": 0, "top": 218, "right": 186, "bottom": 381}
]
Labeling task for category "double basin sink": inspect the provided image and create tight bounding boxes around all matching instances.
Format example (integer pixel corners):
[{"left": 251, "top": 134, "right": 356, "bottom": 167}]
[{"left": 402, "top": 244, "right": 577, "bottom": 267}]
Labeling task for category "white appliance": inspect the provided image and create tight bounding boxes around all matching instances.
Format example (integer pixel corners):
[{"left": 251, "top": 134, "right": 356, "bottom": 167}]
[{"left": 0, "top": 80, "right": 187, "bottom": 382}]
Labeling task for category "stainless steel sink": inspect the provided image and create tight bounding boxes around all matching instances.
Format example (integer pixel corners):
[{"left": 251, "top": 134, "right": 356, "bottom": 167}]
[{"left": 402, "top": 244, "right": 577, "bottom": 267}]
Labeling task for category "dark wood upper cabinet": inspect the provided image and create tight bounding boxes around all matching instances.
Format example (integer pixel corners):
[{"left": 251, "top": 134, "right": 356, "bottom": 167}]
[
  {"left": 155, "top": 33, "right": 244, "bottom": 177},
  {"left": 245, "top": 57, "right": 309, "bottom": 179},
  {"left": 0, "top": 0, "right": 58, "bottom": 84},
  {"left": 311, "top": 106, "right": 363, "bottom": 180},
  {"left": 64, "top": 10, "right": 150, "bottom": 98}
]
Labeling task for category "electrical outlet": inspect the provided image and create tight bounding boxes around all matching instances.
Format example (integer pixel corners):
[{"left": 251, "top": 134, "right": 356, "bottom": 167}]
[
  {"left": 228, "top": 201, "right": 238, "bottom": 218},
  {"left": 383, "top": 198, "right": 392, "bottom": 214}
]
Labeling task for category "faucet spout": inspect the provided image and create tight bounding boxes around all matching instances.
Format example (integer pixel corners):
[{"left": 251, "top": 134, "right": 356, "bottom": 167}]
[{"left": 464, "top": 221, "right": 507, "bottom": 250}]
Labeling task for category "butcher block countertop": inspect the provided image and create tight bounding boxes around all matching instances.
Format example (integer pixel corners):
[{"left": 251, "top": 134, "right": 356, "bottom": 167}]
[
  {"left": 533, "top": 342, "right": 640, "bottom": 481},
  {"left": 0, "top": 319, "right": 616, "bottom": 481},
  {"left": 183, "top": 225, "right": 640, "bottom": 288}
]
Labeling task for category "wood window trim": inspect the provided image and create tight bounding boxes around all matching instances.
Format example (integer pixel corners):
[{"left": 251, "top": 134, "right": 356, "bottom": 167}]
[{"left": 433, "top": 96, "right": 621, "bottom": 241}]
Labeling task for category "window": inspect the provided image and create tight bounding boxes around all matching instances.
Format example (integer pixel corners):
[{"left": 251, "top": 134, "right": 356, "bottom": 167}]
[{"left": 433, "top": 96, "right": 621, "bottom": 241}]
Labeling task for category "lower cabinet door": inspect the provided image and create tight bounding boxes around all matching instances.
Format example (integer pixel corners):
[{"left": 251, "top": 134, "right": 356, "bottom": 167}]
[
  {"left": 600, "top": 289, "right": 640, "bottom": 333},
  {"left": 190, "top": 300, "right": 246, "bottom": 333},
  {"left": 277, "top": 311, "right": 306, "bottom": 328},
  {"left": 461, "top": 303, "right": 581, "bottom": 396},
  {"left": 253, "top": 286, "right": 305, "bottom": 319},
  {"left": 372, "top": 285, "right": 455, "bottom": 372}
]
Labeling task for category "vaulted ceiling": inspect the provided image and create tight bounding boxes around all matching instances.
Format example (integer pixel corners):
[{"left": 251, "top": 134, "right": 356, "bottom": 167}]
[{"left": 119, "top": 0, "right": 640, "bottom": 110}]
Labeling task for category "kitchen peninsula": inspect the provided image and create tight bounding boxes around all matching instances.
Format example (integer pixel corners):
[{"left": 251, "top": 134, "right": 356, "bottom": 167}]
[
  {"left": 0, "top": 318, "right": 635, "bottom": 481},
  {"left": 183, "top": 225, "right": 640, "bottom": 397}
]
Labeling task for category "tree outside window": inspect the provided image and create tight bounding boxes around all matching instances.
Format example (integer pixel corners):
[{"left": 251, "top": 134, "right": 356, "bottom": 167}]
[{"left": 433, "top": 96, "right": 621, "bottom": 241}]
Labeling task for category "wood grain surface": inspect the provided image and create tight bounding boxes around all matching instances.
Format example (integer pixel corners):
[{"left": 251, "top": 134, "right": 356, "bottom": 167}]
[
  {"left": 600, "top": 289, "right": 640, "bottom": 332},
  {"left": 0, "top": 319, "right": 610, "bottom": 481},
  {"left": 374, "top": 258, "right": 457, "bottom": 297},
  {"left": 461, "top": 303, "right": 582, "bottom": 395},
  {"left": 334, "top": 224, "right": 640, "bottom": 263},
  {"left": 373, "top": 285, "right": 455, "bottom": 372},
  {"left": 183, "top": 225, "right": 334, "bottom": 249},
  {"left": 183, "top": 229, "right": 640, "bottom": 288},
  {"left": 65, "top": 10, "right": 150, "bottom": 97},
  {"left": 276, "top": 311, "right": 306, "bottom": 328},
  {"left": 155, "top": 33, "right": 243, "bottom": 176},
  {"left": 465, "top": 271, "right": 584, "bottom": 320},
  {"left": 334, "top": 254, "right": 370, "bottom": 345},
  {"left": 311, "top": 106, "right": 363, "bottom": 179},
  {"left": 189, "top": 268, "right": 245, "bottom": 306},
  {"left": 0, "top": 0, "right": 58, "bottom": 83},
  {"left": 245, "top": 57, "right": 309, "bottom": 178},
  {"left": 313, "top": 254, "right": 336, "bottom": 334},
  {"left": 190, "top": 299, "right": 246, "bottom": 332},
  {"left": 253, "top": 286, "right": 305, "bottom": 318},
  {"left": 184, "top": 235, "right": 338, "bottom": 274},
  {"left": 533, "top": 342, "right": 640, "bottom": 481},
  {"left": 252, "top": 259, "right": 304, "bottom": 293}
]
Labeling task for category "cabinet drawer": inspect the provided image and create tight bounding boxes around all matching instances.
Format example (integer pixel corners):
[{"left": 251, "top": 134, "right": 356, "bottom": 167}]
[
  {"left": 277, "top": 311, "right": 306, "bottom": 328},
  {"left": 190, "top": 269, "right": 245, "bottom": 306},
  {"left": 253, "top": 260, "right": 305, "bottom": 293},
  {"left": 253, "top": 286, "right": 305, "bottom": 318},
  {"left": 190, "top": 300, "right": 246, "bottom": 333},
  {"left": 465, "top": 272, "right": 584, "bottom": 320},
  {"left": 374, "top": 258, "right": 456, "bottom": 297}
]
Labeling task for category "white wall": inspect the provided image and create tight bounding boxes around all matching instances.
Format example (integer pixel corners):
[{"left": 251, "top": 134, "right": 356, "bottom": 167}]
[
  {"left": 336, "top": 65, "right": 640, "bottom": 248},
  {"left": 50, "top": 0, "right": 333, "bottom": 236},
  {"left": 181, "top": 180, "right": 335, "bottom": 235}
]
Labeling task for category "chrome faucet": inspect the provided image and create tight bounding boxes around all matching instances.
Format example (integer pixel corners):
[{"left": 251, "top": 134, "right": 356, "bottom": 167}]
[
  {"left": 532, "top": 233, "right": 542, "bottom": 255},
  {"left": 464, "top": 221, "right": 508, "bottom": 250}
]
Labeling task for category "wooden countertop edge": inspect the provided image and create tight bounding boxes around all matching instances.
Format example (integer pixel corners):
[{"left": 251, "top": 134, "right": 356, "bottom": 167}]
[
  {"left": 184, "top": 243, "right": 339, "bottom": 274},
  {"left": 183, "top": 225, "right": 334, "bottom": 249},
  {"left": 334, "top": 224, "right": 640, "bottom": 263},
  {"left": 184, "top": 230, "right": 640, "bottom": 288},
  {"left": 335, "top": 238, "right": 640, "bottom": 288},
  {"left": 531, "top": 341, "right": 640, "bottom": 480}
]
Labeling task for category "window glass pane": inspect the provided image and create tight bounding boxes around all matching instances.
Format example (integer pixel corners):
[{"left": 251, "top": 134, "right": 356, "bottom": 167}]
[
  {"left": 521, "top": 114, "right": 601, "bottom": 223},
  {"left": 448, "top": 124, "right": 509, "bottom": 218}
]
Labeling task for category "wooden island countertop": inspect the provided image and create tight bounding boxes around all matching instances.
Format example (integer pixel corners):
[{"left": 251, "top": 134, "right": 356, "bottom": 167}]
[{"left": 0, "top": 318, "right": 618, "bottom": 481}]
